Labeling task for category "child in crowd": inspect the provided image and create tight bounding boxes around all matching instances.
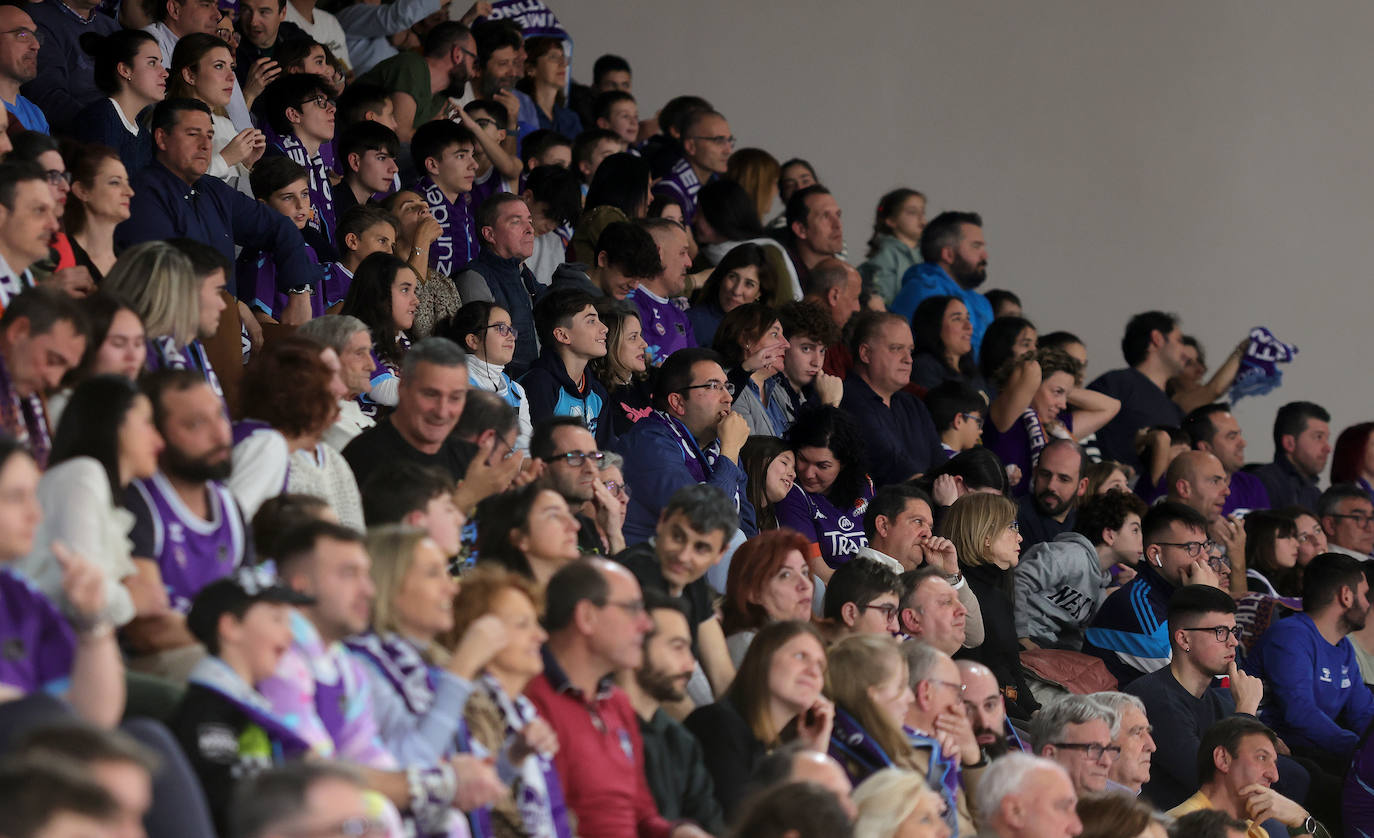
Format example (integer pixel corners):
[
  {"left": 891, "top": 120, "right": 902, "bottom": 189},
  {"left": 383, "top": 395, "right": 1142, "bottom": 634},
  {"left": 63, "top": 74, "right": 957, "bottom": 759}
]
[
  {"left": 239, "top": 157, "right": 328, "bottom": 323},
  {"left": 923, "top": 380, "right": 988, "bottom": 459},
  {"left": 410, "top": 120, "right": 480, "bottom": 276},
  {"left": 520, "top": 288, "right": 614, "bottom": 447},
  {"left": 324, "top": 205, "right": 399, "bottom": 311},
  {"left": 333, "top": 121, "right": 400, "bottom": 220},
  {"left": 258, "top": 74, "right": 339, "bottom": 247}
]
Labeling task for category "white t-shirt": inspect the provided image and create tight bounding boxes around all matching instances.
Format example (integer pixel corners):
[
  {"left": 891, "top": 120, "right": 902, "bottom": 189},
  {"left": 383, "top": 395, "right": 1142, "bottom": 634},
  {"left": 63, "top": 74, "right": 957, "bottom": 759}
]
[{"left": 284, "top": 1, "right": 352, "bottom": 71}]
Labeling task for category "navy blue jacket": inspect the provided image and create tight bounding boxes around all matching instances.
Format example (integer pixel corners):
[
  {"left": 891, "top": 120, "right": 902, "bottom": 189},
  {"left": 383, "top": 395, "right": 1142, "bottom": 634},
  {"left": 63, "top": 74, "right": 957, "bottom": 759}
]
[
  {"left": 518, "top": 348, "right": 614, "bottom": 449},
  {"left": 1082, "top": 562, "right": 1174, "bottom": 686},
  {"left": 72, "top": 98, "right": 152, "bottom": 177},
  {"left": 453, "top": 248, "right": 540, "bottom": 377},
  {"left": 1087, "top": 367, "right": 1183, "bottom": 472},
  {"left": 22, "top": 0, "right": 118, "bottom": 134},
  {"left": 839, "top": 373, "right": 947, "bottom": 487},
  {"left": 115, "top": 160, "right": 314, "bottom": 295}
]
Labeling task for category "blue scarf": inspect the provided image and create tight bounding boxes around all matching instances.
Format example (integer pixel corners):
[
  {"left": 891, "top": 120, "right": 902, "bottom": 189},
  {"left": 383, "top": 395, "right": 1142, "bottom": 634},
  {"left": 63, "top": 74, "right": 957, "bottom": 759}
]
[{"left": 906, "top": 726, "right": 963, "bottom": 836}]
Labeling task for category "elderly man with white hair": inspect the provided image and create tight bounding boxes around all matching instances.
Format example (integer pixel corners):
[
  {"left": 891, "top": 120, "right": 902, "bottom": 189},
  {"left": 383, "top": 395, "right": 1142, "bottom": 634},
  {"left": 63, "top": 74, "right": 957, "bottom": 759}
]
[
  {"left": 297, "top": 314, "right": 377, "bottom": 450},
  {"left": 1092, "top": 690, "right": 1157, "bottom": 795},
  {"left": 1029, "top": 694, "right": 1120, "bottom": 796},
  {"left": 974, "top": 752, "right": 1083, "bottom": 838}
]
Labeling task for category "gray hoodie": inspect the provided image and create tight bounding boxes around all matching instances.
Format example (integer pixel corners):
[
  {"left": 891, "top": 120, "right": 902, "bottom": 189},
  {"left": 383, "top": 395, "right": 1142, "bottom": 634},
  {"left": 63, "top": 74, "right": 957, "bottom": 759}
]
[{"left": 1013, "top": 531, "right": 1112, "bottom": 649}]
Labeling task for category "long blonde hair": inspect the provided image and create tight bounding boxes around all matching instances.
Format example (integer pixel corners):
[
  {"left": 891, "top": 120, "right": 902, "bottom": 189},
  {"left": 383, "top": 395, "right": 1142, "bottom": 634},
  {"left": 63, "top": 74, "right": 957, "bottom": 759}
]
[
  {"left": 826, "top": 635, "right": 917, "bottom": 771},
  {"left": 365, "top": 524, "right": 433, "bottom": 639},
  {"left": 102, "top": 242, "right": 200, "bottom": 346},
  {"left": 939, "top": 493, "right": 1017, "bottom": 568}
]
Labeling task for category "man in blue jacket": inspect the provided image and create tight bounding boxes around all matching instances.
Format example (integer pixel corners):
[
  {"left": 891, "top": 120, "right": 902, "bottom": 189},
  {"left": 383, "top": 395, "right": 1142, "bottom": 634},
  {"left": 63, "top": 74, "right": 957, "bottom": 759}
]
[
  {"left": 892, "top": 211, "right": 993, "bottom": 358},
  {"left": 1248, "top": 552, "right": 1374, "bottom": 774},
  {"left": 615, "top": 347, "right": 753, "bottom": 544},
  {"left": 115, "top": 98, "right": 316, "bottom": 325}
]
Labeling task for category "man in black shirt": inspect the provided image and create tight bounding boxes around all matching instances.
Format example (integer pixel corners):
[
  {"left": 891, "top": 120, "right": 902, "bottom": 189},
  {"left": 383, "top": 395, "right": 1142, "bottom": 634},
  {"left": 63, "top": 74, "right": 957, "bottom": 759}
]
[
  {"left": 614, "top": 483, "right": 737, "bottom": 701},
  {"left": 1255, "top": 401, "right": 1331, "bottom": 511},
  {"left": 1088, "top": 311, "right": 1188, "bottom": 472}
]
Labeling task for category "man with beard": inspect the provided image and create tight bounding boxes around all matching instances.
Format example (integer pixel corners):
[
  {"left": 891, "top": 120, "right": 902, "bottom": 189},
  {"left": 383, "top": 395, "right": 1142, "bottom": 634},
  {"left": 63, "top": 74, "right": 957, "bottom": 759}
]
[
  {"left": 469, "top": 20, "right": 535, "bottom": 141},
  {"left": 359, "top": 22, "right": 475, "bottom": 143},
  {"left": 958, "top": 659, "right": 1028, "bottom": 758},
  {"left": 630, "top": 217, "right": 696, "bottom": 366},
  {"left": 234, "top": 0, "right": 308, "bottom": 87},
  {"left": 1016, "top": 438, "right": 1087, "bottom": 550},
  {"left": 1087, "top": 311, "right": 1188, "bottom": 472},
  {"left": 122, "top": 370, "right": 250, "bottom": 675},
  {"left": 1250, "top": 552, "right": 1374, "bottom": 773},
  {"left": 892, "top": 211, "right": 992, "bottom": 357},
  {"left": 618, "top": 592, "right": 726, "bottom": 835},
  {"left": 1256, "top": 401, "right": 1331, "bottom": 511},
  {"left": 1184, "top": 403, "right": 1272, "bottom": 515}
]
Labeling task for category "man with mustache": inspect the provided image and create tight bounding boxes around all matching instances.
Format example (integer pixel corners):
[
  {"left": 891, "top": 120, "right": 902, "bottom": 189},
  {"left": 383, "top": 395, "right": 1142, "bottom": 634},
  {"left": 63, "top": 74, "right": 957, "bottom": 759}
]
[
  {"left": 619, "top": 591, "right": 725, "bottom": 835},
  {"left": 958, "top": 659, "right": 1027, "bottom": 758},
  {"left": 891, "top": 211, "right": 993, "bottom": 357},
  {"left": 358, "top": 21, "right": 476, "bottom": 143},
  {"left": 122, "top": 369, "right": 250, "bottom": 676},
  {"left": 1016, "top": 438, "right": 1088, "bottom": 551}
]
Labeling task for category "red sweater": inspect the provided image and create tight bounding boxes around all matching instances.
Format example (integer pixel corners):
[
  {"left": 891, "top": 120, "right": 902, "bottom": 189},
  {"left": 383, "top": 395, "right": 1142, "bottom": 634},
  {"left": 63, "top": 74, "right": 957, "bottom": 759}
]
[{"left": 525, "top": 665, "right": 673, "bottom": 838}]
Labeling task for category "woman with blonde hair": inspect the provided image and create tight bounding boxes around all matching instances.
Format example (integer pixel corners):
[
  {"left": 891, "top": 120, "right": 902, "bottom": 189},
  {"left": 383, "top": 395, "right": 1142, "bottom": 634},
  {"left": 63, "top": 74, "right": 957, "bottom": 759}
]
[
  {"left": 726, "top": 147, "right": 780, "bottom": 221},
  {"left": 344, "top": 525, "right": 508, "bottom": 773},
  {"left": 825, "top": 635, "right": 919, "bottom": 784},
  {"left": 449, "top": 565, "right": 572, "bottom": 838},
  {"left": 941, "top": 492, "right": 1038, "bottom": 720},
  {"left": 851, "top": 768, "right": 952, "bottom": 838}
]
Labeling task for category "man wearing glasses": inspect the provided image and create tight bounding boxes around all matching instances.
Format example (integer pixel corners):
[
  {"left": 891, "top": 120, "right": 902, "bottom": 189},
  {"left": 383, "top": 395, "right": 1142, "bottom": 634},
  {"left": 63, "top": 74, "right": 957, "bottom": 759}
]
[
  {"left": 615, "top": 347, "right": 752, "bottom": 544},
  {"left": 531, "top": 416, "right": 626, "bottom": 555},
  {"left": 0, "top": 5, "right": 48, "bottom": 134},
  {"left": 1083, "top": 502, "right": 1221, "bottom": 686},
  {"left": 1124, "top": 584, "right": 1308, "bottom": 810},
  {"left": 1316, "top": 483, "right": 1374, "bottom": 561},
  {"left": 821, "top": 556, "right": 902, "bottom": 639},
  {"left": 901, "top": 639, "right": 985, "bottom": 837},
  {"left": 650, "top": 109, "right": 732, "bottom": 226},
  {"left": 1030, "top": 694, "right": 1120, "bottom": 795}
]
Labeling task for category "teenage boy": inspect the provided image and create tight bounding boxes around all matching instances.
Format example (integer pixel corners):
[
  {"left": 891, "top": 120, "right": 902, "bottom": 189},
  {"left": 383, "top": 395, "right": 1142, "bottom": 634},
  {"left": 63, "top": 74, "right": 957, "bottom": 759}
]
[
  {"left": 1014, "top": 489, "right": 1148, "bottom": 651},
  {"left": 522, "top": 129, "right": 574, "bottom": 172},
  {"left": 519, "top": 288, "right": 614, "bottom": 446},
  {"left": 768, "top": 299, "right": 843, "bottom": 428},
  {"left": 259, "top": 74, "right": 338, "bottom": 246},
  {"left": 410, "top": 119, "right": 479, "bottom": 277},
  {"left": 335, "top": 81, "right": 399, "bottom": 134},
  {"left": 462, "top": 98, "right": 523, "bottom": 202},
  {"left": 333, "top": 121, "right": 398, "bottom": 220},
  {"left": 323, "top": 205, "right": 397, "bottom": 311},
  {"left": 572, "top": 128, "right": 627, "bottom": 184},
  {"left": 359, "top": 461, "right": 464, "bottom": 559},
  {"left": 923, "top": 380, "right": 987, "bottom": 459},
  {"left": 568, "top": 221, "right": 662, "bottom": 300},
  {"left": 237, "top": 157, "right": 327, "bottom": 323}
]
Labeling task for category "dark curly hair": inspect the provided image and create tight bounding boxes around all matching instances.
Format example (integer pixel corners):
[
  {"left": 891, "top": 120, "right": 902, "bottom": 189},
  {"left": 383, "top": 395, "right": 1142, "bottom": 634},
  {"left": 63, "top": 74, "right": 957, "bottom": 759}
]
[
  {"left": 1073, "top": 489, "right": 1148, "bottom": 547},
  {"left": 241, "top": 336, "right": 337, "bottom": 437},
  {"left": 785, "top": 405, "right": 869, "bottom": 507},
  {"left": 776, "top": 299, "right": 838, "bottom": 346}
]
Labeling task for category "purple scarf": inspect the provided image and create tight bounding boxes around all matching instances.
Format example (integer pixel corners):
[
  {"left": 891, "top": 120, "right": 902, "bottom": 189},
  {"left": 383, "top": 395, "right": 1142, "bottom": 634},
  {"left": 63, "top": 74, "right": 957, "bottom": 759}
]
[
  {"left": 345, "top": 630, "right": 437, "bottom": 716},
  {"left": 0, "top": 350, "right": 48, "bottom": 467},
  {"left": 469, "top": 674, "right": 573, "bottom": 838},
  {"left": 276, "top": 133, "right": 336, "bottom": 242},
  {"left": 650, "top": 409, "right": 719, "bottom": 483},
  {"left": 828, "top": 707, "right": 895, "bottom": 785},
  {"left": 415, "top": 176, "right": 475, "bottom": 276},
  {"left": 1020, "top": 406, "right": 1048, "bottom": 468}
]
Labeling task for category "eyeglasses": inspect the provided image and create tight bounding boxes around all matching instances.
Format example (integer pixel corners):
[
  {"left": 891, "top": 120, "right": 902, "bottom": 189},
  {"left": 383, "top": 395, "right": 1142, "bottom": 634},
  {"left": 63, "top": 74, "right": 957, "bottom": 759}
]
[
  {"left": 0, "top": 28, "right": 42, "bottom": 46},
  {"left": 474, "top": 117, "right": 501, "bottom": 131},
  {"left": 605, "top": 480, "right": 631, "bottom": 497},
  {"left": 927, "top": 678, "right": 966, "bottom": 695},
  {"left": 479, "top": 322, "right": 518, "bottom": 338},
  {"left": 1205, "top": 553, "right": 1231, "bottom": 573},
  {"left": 960, "top": 412, "right": 984, "bottom": 428},
  {"left": 550, "top": 450, "right": 604, "bottom": 468},
  {"left": 1052, "top": 742, "right": 1121, "bottom": 761},
  {"left": 863, "top": 602, "right": 899, "bottom": 621},
  {"left": 1155, "top": 540, "right": 1218, "bottom": 558},
  {"left": 1181, "top": 625, "right": 1244, "bottom": 642},
  {"left": 43, "top": 170, "right": 71, "bottom": 186},
  {"left": 690, "top": 134, "right": 736, "bottom": 147},
  {"left": 678, "top": 380, "right": 735, "bottom": 396},
  {"left": 490, "top": 433, "right": 517, "bottom": 462},
  {"left": 457, "top": 45, "right": 478, "bottom": 62},
  {"left": 602, "top": 598, "right": 645, "bottom": 616},
  {"left": 283, "top": 817, "right": 387, "bottom": 838},
  {"left": 300, "top": 95, "right": 337, "bottom": 111},
  {"left": 1330, "top": 513, "right": 1374, "bottom": 527}
]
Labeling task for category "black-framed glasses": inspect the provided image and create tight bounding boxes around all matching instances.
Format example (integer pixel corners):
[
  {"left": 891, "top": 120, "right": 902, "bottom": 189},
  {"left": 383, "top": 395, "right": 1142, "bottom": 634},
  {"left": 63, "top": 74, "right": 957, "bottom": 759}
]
[
  {"left": 605, "top": 480, "right": 631, "bottom": 497},
  {"left": 1205, "top": 553, "right": 1230, "bottom": 573},
  {"left": 863, "top": 602, "right": 899, "bottom": 621},
  {"left": 300, "top": 95, "right": 337, "bottom": 110},
  {"left": 490, "top": 433, "right": 516, "bottom": 462},
  {"left": 1181, "top": 625, "right": 1243, "bottom": 642},
  {"left": 43, "top": 169, "right": 71, "bottom": 186},
  {"left": 1155, "top": 540, "right": 1217, "bottom": 558},
  {"left": 678, "top": 380, "right": 734, "bottom": 396},
  {"left": 479, "top": 322, "right": 517, "bottom": 338},
  {"left": 550, "top": 450, "right": 604, "bottom": 467},
  {"left": 960, "top": 412, "right": 984, "bottom": 428},
  {"left": 0, "top": 27, "right": 41, "bottom": 46},
  {"left": 1052, "top": 742, "right": 1121, "bottom": 761},
  {"left": 1330, "top": 513, "right": 1374, "bottom": 527},
  {"left": 690, "top": 134, "right": 736, "bottom": 146}
]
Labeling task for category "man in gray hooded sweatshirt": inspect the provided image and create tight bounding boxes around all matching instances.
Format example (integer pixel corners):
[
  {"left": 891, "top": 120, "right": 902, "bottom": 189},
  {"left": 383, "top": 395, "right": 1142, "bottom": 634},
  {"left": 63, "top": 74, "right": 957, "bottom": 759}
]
[{"left": 1014, "top": 490, "right": 1149, "bottom": 650}]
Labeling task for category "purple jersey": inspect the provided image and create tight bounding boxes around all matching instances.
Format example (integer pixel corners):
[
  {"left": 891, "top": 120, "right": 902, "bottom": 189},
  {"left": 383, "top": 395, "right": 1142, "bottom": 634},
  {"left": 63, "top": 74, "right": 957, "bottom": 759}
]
[
  {"left": 650, "top": 157, "right": 708, "bottom": 224},
  {"left": 629, "top": 287, "right": 696, "bottom": 366},
  {"left": 146, "top": 337, "right": 225, "bottom": 403},
  {"left": 414, "top": 176, "right": 476, "bottom": 276},
  {"left": 469, "top": 166, "right": 507, "bottom": 211},
  {"left": 322, "top": 262, "right": 352, "bottom": 309},
  {"left": 236, "top": 241, "right": 327, "bottom": 321},
  {"left": 125, "top": 473, "right": 247, "bottom": 613},
  {"left": 0, "top": 567, "right": 75, "bottom": 695},
  {"left": 274, "top": 134, "right": 337, "bottom": 243},
  {"left": 356, "top": 333, "right": 410, "bottom": 418}
]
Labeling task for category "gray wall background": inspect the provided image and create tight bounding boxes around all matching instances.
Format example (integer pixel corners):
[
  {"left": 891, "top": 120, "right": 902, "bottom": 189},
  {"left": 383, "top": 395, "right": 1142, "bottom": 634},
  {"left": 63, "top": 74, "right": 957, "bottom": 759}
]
[{"left": 560, "top": 1, "right": 1374, "bottom": 473}]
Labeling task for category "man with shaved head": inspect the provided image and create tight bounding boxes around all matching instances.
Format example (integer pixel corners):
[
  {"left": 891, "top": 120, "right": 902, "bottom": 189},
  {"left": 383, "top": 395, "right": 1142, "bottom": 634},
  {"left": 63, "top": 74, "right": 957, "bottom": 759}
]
[
  {"left": 959, "top": 659, "right": 1026, "bottom": 758},
  {"left": 1166, "top": 450, "right": 1245, "bottom": 593},
  {"left": 802, "top": 256, "right": 863, "bottom": 378}
]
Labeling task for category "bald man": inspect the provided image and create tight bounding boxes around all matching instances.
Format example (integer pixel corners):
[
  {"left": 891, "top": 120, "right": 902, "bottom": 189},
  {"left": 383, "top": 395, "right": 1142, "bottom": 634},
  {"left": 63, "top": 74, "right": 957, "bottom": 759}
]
[
  {"left": 959, "top": 659, "right": 1025, "bottom": 758},
  {"left": 1165, "top": 450, "right": 1246, "bottom": 594},
  {"left": 802, "top": 257, "right": 862, "bottom": 378}
]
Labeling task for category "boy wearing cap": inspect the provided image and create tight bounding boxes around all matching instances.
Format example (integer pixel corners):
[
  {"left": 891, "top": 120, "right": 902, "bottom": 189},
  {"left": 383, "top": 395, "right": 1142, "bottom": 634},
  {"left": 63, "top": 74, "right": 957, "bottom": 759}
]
[{"left": 167, "top": 565, "right": 318, "bottom": 836}]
